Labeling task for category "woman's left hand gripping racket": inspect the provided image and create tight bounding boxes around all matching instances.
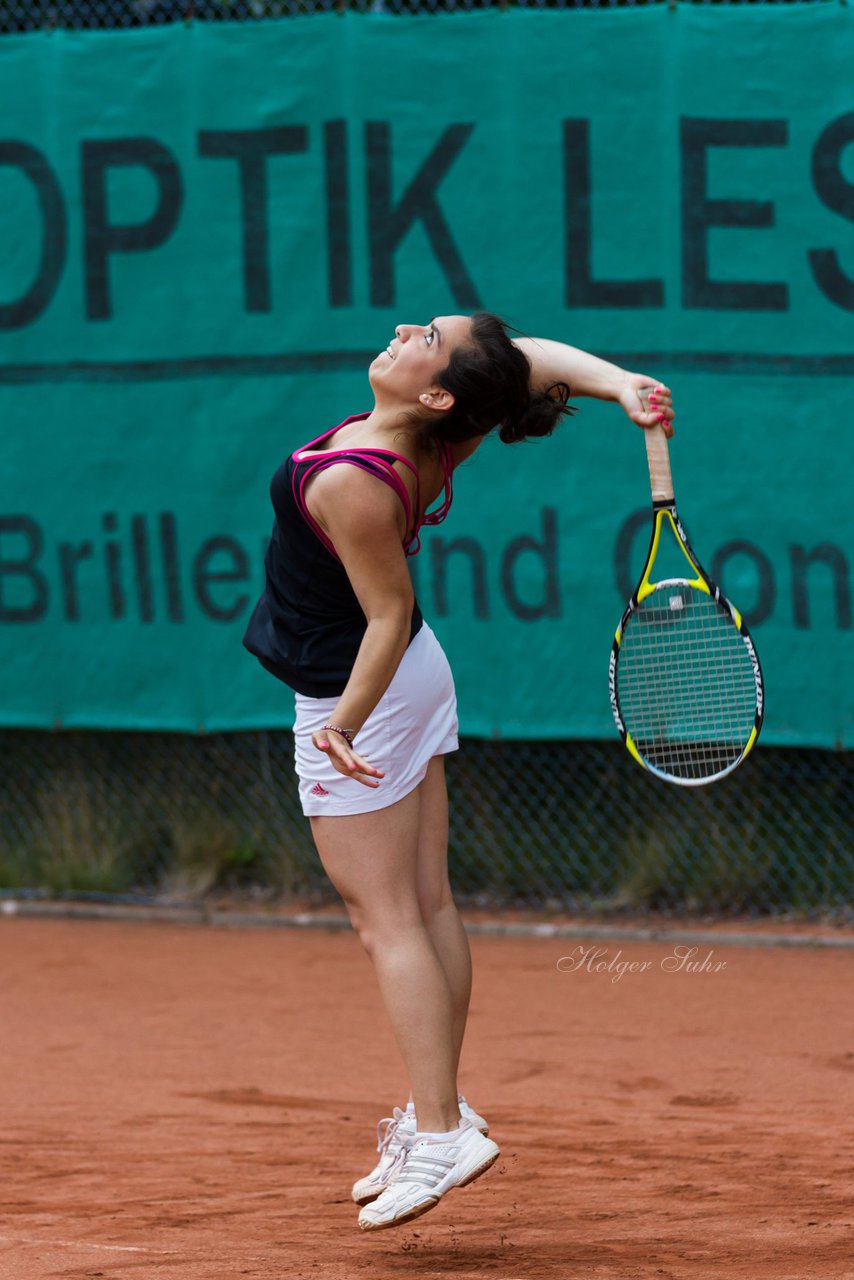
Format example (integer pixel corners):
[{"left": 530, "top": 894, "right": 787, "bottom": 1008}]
[{"left": 609, "top": 402, "right": 765, "bottom": 786}]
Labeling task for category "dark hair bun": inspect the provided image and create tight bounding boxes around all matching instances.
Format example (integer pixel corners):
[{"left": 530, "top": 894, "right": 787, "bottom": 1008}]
[
  {"left": 431, "top": 313, "right": 575, "bottom": 447},
  {"left": 498, "top": 382, "right": 574, "bottom": 445}
]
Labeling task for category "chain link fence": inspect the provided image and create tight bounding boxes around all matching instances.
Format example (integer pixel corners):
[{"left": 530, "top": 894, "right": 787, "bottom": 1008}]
[
  {"left": 0, "top": 0, "right": 841, "bottom": 36},
  {"left": 1, "top": 729, "right": 851, "bottom": 917}
]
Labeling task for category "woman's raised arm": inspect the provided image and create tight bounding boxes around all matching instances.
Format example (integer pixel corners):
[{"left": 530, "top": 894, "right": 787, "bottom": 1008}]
[{"left": 513, "top": 336, "right": 675, "bottom": 436}]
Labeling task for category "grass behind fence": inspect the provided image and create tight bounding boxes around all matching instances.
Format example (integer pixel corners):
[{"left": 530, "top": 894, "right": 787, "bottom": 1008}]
[{"left": 0, "top": 731, "right": 851, "bottom": 916}]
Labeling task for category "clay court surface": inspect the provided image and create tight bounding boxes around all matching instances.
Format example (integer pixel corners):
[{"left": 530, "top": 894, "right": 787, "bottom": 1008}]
[{"left": 2, "top": 916, "right": 853, "bottom": 1280}]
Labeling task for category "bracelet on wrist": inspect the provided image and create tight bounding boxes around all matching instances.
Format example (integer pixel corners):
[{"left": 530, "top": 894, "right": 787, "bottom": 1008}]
[{"left": 321, "top": 723, "right": 355, "bottom": 749}]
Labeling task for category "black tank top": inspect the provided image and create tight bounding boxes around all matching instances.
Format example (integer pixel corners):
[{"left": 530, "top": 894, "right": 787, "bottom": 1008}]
[{"left": 242, "top": 414, "right": 454, "bottom": 698}]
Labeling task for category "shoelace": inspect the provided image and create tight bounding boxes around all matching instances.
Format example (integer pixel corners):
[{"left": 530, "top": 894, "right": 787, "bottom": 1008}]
[
  {"left": 370, "top": 1107, "right": 412, "bottom": 1184},
  {"left": 375, "top": 1106, "right": 408, "bottom": 1157}
]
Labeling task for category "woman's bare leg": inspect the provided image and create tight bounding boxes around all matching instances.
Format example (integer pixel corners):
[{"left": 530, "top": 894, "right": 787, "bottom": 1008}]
[
  {"left": 310, "top": 788, "right": 461, "bottom": 1134},
  {"left": 413, "top": 756, "right": 472, "bottom": 1081}
]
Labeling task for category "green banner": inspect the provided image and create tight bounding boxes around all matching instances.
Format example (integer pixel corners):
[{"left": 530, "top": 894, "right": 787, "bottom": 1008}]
[{"left": 1, "top": 12, "right": 852, "bottom": 746}]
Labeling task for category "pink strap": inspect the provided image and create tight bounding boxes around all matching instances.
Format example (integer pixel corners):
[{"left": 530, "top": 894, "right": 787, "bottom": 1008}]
[
  {"left": 293, "top": 454, "right": 418, "bottom": 562},
  {"left": 291, "top": 422, "right": 455, "bottom": 560},
  {"left": 406, "top": 439, "right": 454, "bottom": 555}
]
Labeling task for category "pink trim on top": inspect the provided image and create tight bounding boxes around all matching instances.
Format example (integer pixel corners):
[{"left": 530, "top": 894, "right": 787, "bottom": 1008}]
[
  {"left": 292, "top": 463, "right": 337, "bottom": 560},
  {"left": 294, "top": 455, "right": 415, "bottom": 559},
  {"left": 406, "top": 439, "right": 454, "bottom": 556},
  {"left": 290, "top": 416, "right": 455, "bottom": 562}
]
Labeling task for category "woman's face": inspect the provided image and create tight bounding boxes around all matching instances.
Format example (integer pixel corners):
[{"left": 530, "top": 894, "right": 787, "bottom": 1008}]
[{"left": 369, "top": 314, "right": 473, "bottom": 407}]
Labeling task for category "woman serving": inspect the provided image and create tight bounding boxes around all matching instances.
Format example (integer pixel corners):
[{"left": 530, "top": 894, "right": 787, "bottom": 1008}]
[{"left": 242, "top": 312, "right": 674, "bottom": 1231}]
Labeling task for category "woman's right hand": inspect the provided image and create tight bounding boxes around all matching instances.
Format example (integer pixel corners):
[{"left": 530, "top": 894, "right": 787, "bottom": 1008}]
[
  {"left": 312, "top": 729, "right": 385, "bottom": 788},
  {"left": 617, "top": 373, "right": 675, "bottom": 437}
]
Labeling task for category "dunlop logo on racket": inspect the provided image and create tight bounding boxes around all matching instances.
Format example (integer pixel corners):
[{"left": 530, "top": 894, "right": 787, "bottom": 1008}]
[{"left": 609, "top": 400, "right": 765, "bottom": 786}]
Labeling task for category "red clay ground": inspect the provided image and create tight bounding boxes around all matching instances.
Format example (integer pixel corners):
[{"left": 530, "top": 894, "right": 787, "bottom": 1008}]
[{"left": 1, "top": 917, "right": 852, "bottom": 1280}]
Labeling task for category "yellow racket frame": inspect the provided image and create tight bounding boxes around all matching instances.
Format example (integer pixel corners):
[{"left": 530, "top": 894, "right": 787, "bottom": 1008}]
[{"left": 611, "top": 505, "right": 756, "bottom": 777}]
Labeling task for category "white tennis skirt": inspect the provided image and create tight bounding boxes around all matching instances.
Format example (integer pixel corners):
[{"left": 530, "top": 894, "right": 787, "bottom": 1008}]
[{"left": 293, "top": 622, "right": 459, "bottom": 817}]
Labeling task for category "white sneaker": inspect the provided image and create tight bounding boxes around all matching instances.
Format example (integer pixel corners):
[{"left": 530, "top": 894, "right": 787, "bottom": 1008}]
[
  {"left": 357, "top": 1118, "right": 500, "bottom": 1231},
  {"left": 352, "top": 1094, "right": 489, "bottom": 1207},
  {"left": 351, "top": 1106, "right": 415, "bottom": 1206}
]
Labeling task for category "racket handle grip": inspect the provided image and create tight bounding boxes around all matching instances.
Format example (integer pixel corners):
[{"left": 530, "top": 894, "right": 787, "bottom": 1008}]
[{"left": 643, "top": 423, "right": 675, "bottom": 502}]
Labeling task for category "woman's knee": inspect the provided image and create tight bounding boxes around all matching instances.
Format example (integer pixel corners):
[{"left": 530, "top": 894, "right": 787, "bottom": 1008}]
[
  {"left": 417, "top": 877, "right": 455, "bottom": 925},
  {"left": 340, "top": 902, "right": 376, "bottom": 958},
  {"left": 339, "top": 896, "right": 371, "bottom": 950},
  {"left": 343, "top": 898, "right": 423, "bottom": 958}
]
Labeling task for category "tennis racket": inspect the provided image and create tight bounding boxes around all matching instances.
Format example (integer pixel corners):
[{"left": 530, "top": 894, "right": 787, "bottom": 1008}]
[{"left": 609, "top": 405, "right": 764, "bottom": 786}]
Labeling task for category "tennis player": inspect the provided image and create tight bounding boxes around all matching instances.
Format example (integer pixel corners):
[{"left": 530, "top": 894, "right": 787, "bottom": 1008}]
[{"left": 242, "top": 312, "right": 674, "bottom": 1231}]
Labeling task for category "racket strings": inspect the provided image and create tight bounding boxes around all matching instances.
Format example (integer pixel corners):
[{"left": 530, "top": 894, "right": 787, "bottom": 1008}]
[{"left": 616, "top": 586, "right": 759, "bottom": 782}]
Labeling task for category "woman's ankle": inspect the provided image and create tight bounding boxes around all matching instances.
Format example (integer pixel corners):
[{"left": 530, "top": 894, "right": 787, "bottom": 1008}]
[{"left": 412, "top": 1098, "right": 462, "bottom": 1134}]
